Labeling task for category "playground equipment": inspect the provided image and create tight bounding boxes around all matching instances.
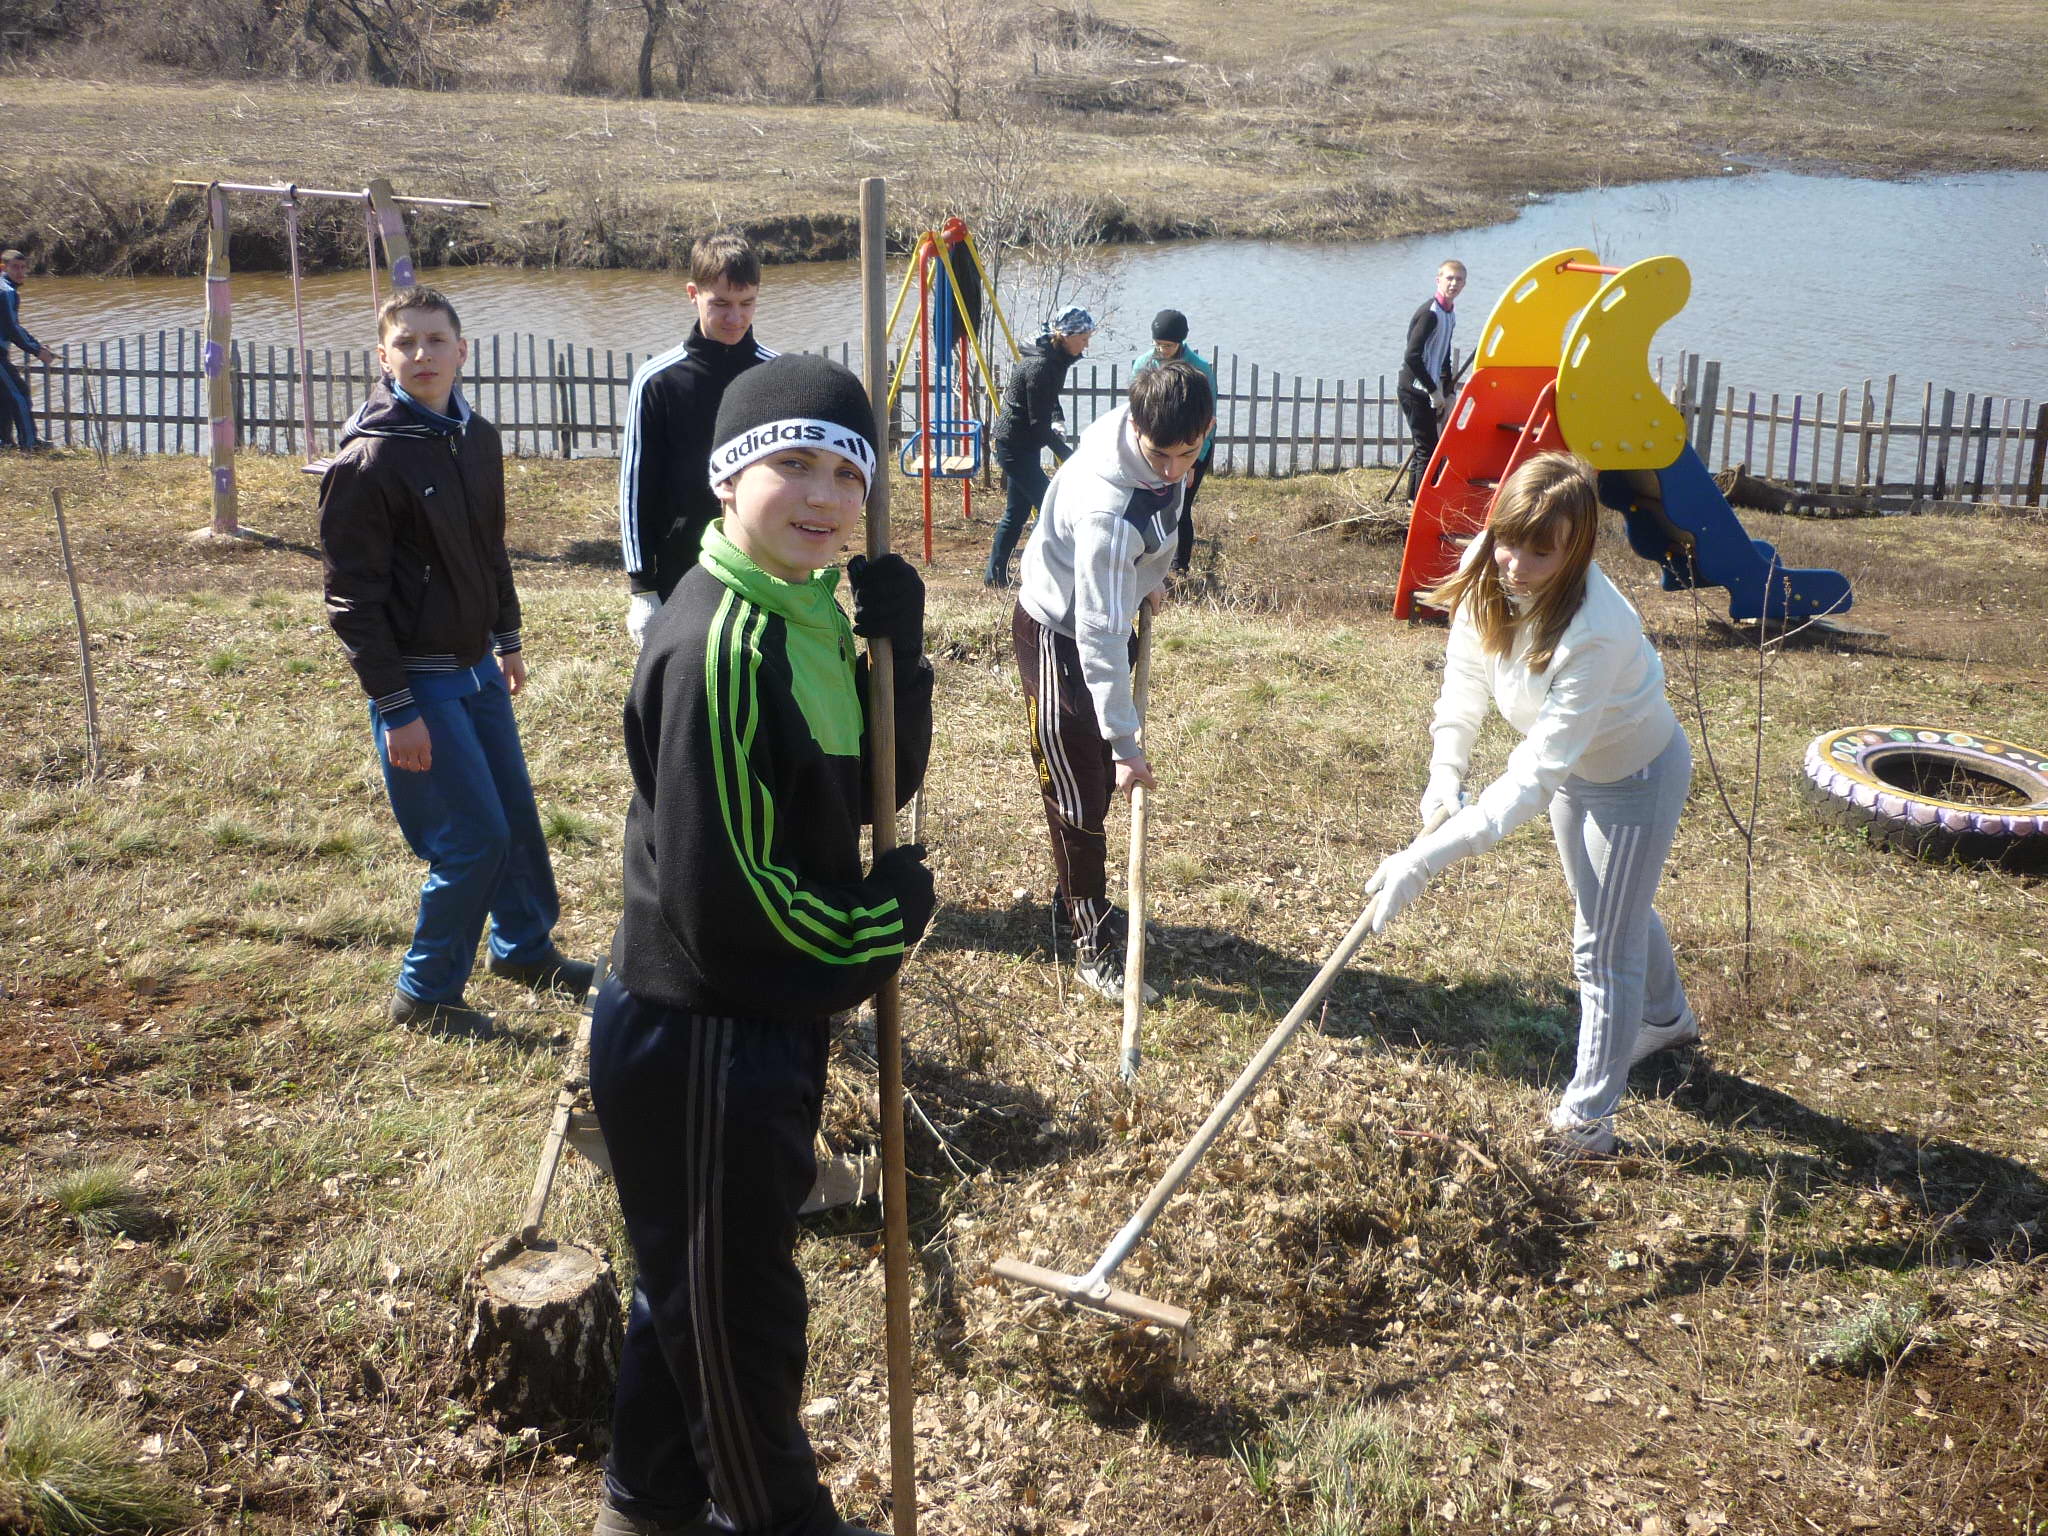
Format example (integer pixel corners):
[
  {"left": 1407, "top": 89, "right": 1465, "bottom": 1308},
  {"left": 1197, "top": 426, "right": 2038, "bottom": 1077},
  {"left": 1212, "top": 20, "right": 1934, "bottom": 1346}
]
[
  {"left": 169, "top": 177, "right": 492, "bottom": 538},
  {"left": 883, "top": 217, "right": 1019, "bottom": 562},
  {"left": 1393, "top": 249, "right": 1853, "bottom": 626},
  {"left": 1800, "top": 724, "right": 2048, "bottom": 870}
]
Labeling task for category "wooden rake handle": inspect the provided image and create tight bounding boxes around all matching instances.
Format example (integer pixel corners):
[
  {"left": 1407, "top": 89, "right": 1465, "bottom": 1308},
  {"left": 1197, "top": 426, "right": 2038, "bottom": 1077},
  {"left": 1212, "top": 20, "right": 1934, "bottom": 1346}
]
[
  {"left": 518, "top": 954, "right": 608, "bottom": 1245},
  {"left": 1119, "top": 605, "right": 1154, "bottom": 1080}
]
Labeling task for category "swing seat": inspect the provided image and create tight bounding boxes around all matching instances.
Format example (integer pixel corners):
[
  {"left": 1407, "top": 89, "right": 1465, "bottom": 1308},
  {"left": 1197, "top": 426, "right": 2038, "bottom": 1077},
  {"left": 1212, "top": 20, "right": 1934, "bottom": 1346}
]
[{"left": 898, "top": 418, "right": 984, "bottom": 479}]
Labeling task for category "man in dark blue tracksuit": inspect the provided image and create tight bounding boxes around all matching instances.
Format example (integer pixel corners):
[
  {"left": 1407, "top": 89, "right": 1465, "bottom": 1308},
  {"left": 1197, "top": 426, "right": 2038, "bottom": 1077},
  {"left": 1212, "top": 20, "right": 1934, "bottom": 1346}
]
[
  {"left": 983, "top": 305, "right": 1094, "bottom": 588},
  {"left": 1, "top": 249, "right": 54, "bottom": 449}
]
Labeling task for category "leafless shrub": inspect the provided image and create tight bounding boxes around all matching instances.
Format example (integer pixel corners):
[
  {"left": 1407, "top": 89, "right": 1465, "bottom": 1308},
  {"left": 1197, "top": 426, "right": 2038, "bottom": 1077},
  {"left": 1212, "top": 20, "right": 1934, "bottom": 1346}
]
[
  {"left": 77, "top": 0, "right": 457, "bottom": 86},
  {"left": 901, "top": 113, "right": 1119, "bottom": 340},
  {"left": 890, "top": 0, "right": 1008, "bottom": 121},
  {"left": 771, "top": 0, "right": 856, "bottom": 103}
]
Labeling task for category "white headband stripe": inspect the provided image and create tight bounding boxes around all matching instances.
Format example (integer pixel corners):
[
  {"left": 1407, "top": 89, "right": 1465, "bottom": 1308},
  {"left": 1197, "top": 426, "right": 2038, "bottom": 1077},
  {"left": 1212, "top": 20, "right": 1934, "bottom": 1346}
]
[{"left": 708, "top": 417, "right": 876, "bottom": 489}]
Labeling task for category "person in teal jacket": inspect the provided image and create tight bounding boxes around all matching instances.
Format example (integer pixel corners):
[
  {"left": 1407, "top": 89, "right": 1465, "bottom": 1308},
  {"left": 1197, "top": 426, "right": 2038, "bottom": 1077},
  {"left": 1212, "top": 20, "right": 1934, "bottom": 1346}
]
[{"left": 1133, "top": 309, "right": 1217, "bottom": 573}]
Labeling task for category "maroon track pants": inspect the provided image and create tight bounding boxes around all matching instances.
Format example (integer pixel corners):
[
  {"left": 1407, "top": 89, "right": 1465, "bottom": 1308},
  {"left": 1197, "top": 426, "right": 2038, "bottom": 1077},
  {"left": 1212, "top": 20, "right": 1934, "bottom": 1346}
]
[{"left": 1012, "top": 603, "right": 1134, "bottom": 953}]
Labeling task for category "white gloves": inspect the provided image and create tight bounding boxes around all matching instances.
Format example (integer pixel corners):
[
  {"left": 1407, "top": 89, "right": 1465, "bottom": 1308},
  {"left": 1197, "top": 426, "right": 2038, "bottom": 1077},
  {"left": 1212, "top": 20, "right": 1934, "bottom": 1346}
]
[
  {"left": 626, "top": 590, "right": 662, "bottom": 648},
  {"left": 1429, "top": 389, "right": 1449, "bottom": 416},
  {"left": 1419, "top": 767, "right": 1465, "bottom": 834},
  {"left": 1363, "top": 850, "right": 1432, "bottom": 936},
  {"left": 1364, "top": 805, "right": 1485, "bottom": 935}
]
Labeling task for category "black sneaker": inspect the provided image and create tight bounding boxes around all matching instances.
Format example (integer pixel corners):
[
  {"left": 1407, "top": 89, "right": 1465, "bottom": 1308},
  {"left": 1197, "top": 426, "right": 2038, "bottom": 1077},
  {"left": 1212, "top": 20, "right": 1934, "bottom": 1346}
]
[
  {"left": 1053, "top": 898, "right": 1165, "bottom": 954},
  {"left": 388, "top": 990, "right": 498, "bottom": 1039},
  {"left": 591, "top": 1498, "right": 714, "bottom": 1536},
  {"left": 487, "top": 946, "right": 597, "bottom": 999}
]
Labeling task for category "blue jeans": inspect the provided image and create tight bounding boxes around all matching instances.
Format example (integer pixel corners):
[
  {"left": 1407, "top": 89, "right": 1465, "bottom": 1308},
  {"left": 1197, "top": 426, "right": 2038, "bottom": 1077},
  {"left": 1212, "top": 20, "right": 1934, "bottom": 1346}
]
[
  {"left": 373, "top": 663, "right": 558, "bottom": 1003},
  {"left": 1548, "top": 726, "right": 1693, "bottom": 1131},
  {"left": 986, "top": 450, "right": 1051, "bottom": 585}
]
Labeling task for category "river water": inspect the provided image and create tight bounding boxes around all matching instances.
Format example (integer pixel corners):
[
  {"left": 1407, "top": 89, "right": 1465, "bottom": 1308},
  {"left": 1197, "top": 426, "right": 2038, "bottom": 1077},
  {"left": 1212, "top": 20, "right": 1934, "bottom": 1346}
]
[{"left": 19, "top": 169, "right": 2048, "bottom": 399}]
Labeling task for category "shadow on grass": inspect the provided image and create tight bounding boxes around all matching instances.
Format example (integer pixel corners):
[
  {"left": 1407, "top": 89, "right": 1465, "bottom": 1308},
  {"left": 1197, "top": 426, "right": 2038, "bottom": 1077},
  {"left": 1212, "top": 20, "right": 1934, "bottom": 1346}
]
[
  {"left": 925, "top": 899, "right": 1586, "bottom": 1070},
  {"left": 509, "top": 538, "right": 619, "bottom": 568},
  {"left": 1658, "top": 1062, "right": 2048, "bottom": 1261}
]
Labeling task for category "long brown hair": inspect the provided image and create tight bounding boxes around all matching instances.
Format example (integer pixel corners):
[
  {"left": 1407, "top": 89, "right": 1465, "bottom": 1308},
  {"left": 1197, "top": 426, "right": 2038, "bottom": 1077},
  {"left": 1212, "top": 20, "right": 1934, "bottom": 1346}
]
[{"left": 1421, "top": 451, "right": 1600, "bottom": 673}]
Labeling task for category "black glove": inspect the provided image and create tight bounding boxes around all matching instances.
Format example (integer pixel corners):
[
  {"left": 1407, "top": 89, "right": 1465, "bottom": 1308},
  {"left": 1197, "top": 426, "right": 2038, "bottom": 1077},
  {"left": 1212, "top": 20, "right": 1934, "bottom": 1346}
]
[
  {"left": 872, "top": 842, "right": 935, "bottom": 950},
  {"left": 846, "top": 552, "right": 924, "bottom": 664}
]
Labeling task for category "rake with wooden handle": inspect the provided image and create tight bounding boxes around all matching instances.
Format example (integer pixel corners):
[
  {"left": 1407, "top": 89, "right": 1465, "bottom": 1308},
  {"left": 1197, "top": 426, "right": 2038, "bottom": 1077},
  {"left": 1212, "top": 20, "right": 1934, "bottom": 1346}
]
[
  {"left": 859, "top": 175, "right": 920, "bottom": 1536},
  {"left": 993, "top": 901, "right": 1379, "bottom": 1338},
  {"left": 1117, "top": 604, "right": 1153, "bottom": 1083}
]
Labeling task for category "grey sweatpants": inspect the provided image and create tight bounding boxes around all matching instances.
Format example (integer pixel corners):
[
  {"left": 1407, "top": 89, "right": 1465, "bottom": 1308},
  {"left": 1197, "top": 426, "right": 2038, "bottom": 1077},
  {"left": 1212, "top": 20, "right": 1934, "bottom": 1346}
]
[{"left": 1548, "top": 725, "right": 1693, "bottom": 1133}]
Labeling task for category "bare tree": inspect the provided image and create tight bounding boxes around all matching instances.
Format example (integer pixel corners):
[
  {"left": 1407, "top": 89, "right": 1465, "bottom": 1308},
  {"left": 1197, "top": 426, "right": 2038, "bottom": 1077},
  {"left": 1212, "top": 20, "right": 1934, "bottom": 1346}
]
[
  {"left": 774, "top": 0, "right": 852, "bottom": 102},
  {"left": 891, "top": 0, "right": 1003, "bottom": 120},
  {"left": 911, "top": 114, "right": 1117, "bottom": 338},
  {"left": 636, "top": 0, "right": 668, "bottom": 96},
  {"left": 302, "top": 0, "right": 449, "bottom": 88},
  {"left": 558, "top": 0, "right": 602, "bottom": 93},
  {"left": 668, "top": 0, "right": 735, "bottom": 95}
]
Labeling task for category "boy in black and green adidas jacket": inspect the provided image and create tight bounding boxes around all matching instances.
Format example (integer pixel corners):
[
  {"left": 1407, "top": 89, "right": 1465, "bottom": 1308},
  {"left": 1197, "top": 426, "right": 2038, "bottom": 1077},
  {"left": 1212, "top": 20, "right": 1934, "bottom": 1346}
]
[{"left": 590, "top": 354, "right": 933, "bottom": 1536}]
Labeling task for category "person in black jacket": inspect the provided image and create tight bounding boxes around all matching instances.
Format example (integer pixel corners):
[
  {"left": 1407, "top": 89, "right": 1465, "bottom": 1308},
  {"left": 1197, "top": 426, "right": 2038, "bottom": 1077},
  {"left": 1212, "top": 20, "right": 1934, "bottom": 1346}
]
[
  {"left": 320, "top": 287, "right": 595, "bottom": 1035},
  {"left": 590, "top": 354, "right": 933, "bottom": 1536},
  {"left": 983, "top": 304, "right": 1094, "bottom": 588},
  {"left": 1397, "top": 259, "right": 1466, "bottom": 501},
  {"left": 619, "top": 233, "right": 776, "bottom": 646}
]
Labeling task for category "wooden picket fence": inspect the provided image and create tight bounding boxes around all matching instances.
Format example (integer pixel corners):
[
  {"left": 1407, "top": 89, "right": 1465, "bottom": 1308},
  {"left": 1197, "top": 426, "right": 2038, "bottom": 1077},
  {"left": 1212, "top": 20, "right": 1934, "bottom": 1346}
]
[{"left": 18, "top": 329, "right": 2048, "bottom": 508}]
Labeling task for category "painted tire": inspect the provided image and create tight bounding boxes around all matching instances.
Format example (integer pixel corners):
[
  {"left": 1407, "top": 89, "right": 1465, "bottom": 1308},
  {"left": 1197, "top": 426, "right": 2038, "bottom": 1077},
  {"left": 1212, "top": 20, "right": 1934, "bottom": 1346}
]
[{"left": 1799, "top": 725, "right": 2048, "bottom": 868}]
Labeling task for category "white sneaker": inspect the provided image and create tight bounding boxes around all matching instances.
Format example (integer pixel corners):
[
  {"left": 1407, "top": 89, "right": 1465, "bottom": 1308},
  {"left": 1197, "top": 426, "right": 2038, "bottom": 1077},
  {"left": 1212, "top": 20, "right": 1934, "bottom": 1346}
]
[
  {"left": 1630, "top": 1005, "right": 1700, "bottom": 1066},
  {"left": 1075, "top": 948, "right": 1158, "bottom": 1005},
  {"left": 1542, "top": 1116, "right": 1617, "bottom": 1160}
]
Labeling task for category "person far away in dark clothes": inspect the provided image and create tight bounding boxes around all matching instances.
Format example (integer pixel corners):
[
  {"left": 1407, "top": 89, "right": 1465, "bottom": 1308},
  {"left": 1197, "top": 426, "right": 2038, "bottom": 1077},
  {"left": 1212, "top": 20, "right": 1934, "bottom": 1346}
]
[
  {"left": 1132, "top": 308, "right": 1218, "bottom": 575},
  {"left": 1397, "top": 258, "right": 1466, "bottom": 502},
  {"left": 1, "top": 247, "right": 57, "bottom": 450},
  {"left": 620, "top": 231, "right": 777, "bottom": 648},
  {"left": 318, "top": 286, "right": 596, "bottom": 1037},
  {"left": 1013, "top": 358, "right": 1214, "bottom": 1003},
  {"left": 589, "top": 352, "right": 936, "bottom": 1536},
  {"left": 983, "top": 304, "right": 1095, "bottom": 588}
]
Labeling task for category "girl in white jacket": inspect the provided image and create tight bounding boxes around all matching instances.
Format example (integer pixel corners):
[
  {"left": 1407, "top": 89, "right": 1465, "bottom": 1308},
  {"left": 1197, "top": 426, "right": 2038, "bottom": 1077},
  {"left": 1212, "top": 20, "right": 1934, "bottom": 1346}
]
[{"left": 1364, "top": 452, "right": 1697, "bottom": 1157}]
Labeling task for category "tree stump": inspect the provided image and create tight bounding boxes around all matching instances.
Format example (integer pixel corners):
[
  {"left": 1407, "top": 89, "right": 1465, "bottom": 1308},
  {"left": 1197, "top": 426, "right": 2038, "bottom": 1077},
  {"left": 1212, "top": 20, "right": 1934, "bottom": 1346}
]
[{"left": 460, "top": 1235, "right": 621, "bottom": 1444}]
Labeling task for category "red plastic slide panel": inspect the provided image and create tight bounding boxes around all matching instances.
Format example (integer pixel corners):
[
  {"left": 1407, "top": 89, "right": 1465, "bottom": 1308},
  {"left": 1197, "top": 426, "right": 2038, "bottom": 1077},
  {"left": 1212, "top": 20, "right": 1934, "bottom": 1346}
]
[{"left": 1393, "top": 367, "right": 1561, "bottom": 619}]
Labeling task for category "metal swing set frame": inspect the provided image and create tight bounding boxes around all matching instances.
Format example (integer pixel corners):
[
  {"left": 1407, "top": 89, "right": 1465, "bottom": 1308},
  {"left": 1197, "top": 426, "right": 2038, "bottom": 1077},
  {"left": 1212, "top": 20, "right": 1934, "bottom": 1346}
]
[
  {"left": 169, "top": 176, "right": 491, "bottom": 538},
  {"left": 880, "top": 217, "right": 1020, "bottom": 563}
]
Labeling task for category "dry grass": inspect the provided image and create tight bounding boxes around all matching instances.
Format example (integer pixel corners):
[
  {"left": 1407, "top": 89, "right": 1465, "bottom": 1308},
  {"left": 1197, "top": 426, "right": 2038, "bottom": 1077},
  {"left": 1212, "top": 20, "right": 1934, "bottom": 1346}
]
[{"left": 2, "top": 447, "right": 2046, "bottom": 1533}]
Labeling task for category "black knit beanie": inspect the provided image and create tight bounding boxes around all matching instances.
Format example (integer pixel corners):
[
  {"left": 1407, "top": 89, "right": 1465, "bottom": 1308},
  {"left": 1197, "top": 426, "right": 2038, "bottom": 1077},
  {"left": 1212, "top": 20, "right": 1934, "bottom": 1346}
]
[
  {"left": 1151, "top": 308, "right": 1190, "bottom": 343},
  {"left": 708, "top": 353, "right": 879, "bottom": 492}
]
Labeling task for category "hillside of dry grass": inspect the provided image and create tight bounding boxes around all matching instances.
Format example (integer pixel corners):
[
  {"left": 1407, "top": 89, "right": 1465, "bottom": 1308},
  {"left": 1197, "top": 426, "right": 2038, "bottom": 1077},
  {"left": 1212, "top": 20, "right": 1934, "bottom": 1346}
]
[
  {"left": 3, "top": 0, "right": 2045, "bottom": 274},
  {"left": 2, "top": 448, "right": 2045, "bottom": 1533}
]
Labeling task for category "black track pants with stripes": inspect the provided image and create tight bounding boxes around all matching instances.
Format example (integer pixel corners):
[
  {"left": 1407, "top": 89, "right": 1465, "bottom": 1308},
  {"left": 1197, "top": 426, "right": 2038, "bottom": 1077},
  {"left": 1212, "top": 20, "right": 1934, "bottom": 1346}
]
[
  {"left": 590, "top": 974, "right": 840, "bottom": 1536},
  {"left": 1013, "top": 603, "right": 1136, "bottom": 946}
]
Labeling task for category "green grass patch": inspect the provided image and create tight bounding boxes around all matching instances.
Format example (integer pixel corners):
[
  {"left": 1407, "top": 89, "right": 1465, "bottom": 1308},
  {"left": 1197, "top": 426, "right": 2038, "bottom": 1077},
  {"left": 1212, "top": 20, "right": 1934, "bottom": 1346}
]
[
  {"left": 1262, "top": 1402, "right": 1428, "bottom": 1536},
  {"left": 48, "top": 1164, "right": 156, "bottom": 1239},
  {"left": 1808, "top": 1293, "right": 1932, "bottom": 1373},
  {"left": 541, "top": 806, "right": 602, "bottom": 847},
  {"left": 0, "top": 1370, "right": 197, "bottom": 1535}
]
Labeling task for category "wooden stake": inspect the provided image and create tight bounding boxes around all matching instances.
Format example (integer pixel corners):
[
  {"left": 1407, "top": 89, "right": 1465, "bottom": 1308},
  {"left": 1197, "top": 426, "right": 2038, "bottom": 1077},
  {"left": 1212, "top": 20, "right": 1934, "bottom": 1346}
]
[
  {"left": 860, "top": 176, "right": 918, "bottom": 1536},
  {"left": 202, "top": 183, "right": 239, "bottom": 536},
  {"left": 51, "top": 490, "right": 103, "bottom": 782},
  {"left": 1119, "top": 607, "right": 1153, "bottom": 1084},
  {"left": 1874, "top": 374, "right": 1897, "bottom": 494}
]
